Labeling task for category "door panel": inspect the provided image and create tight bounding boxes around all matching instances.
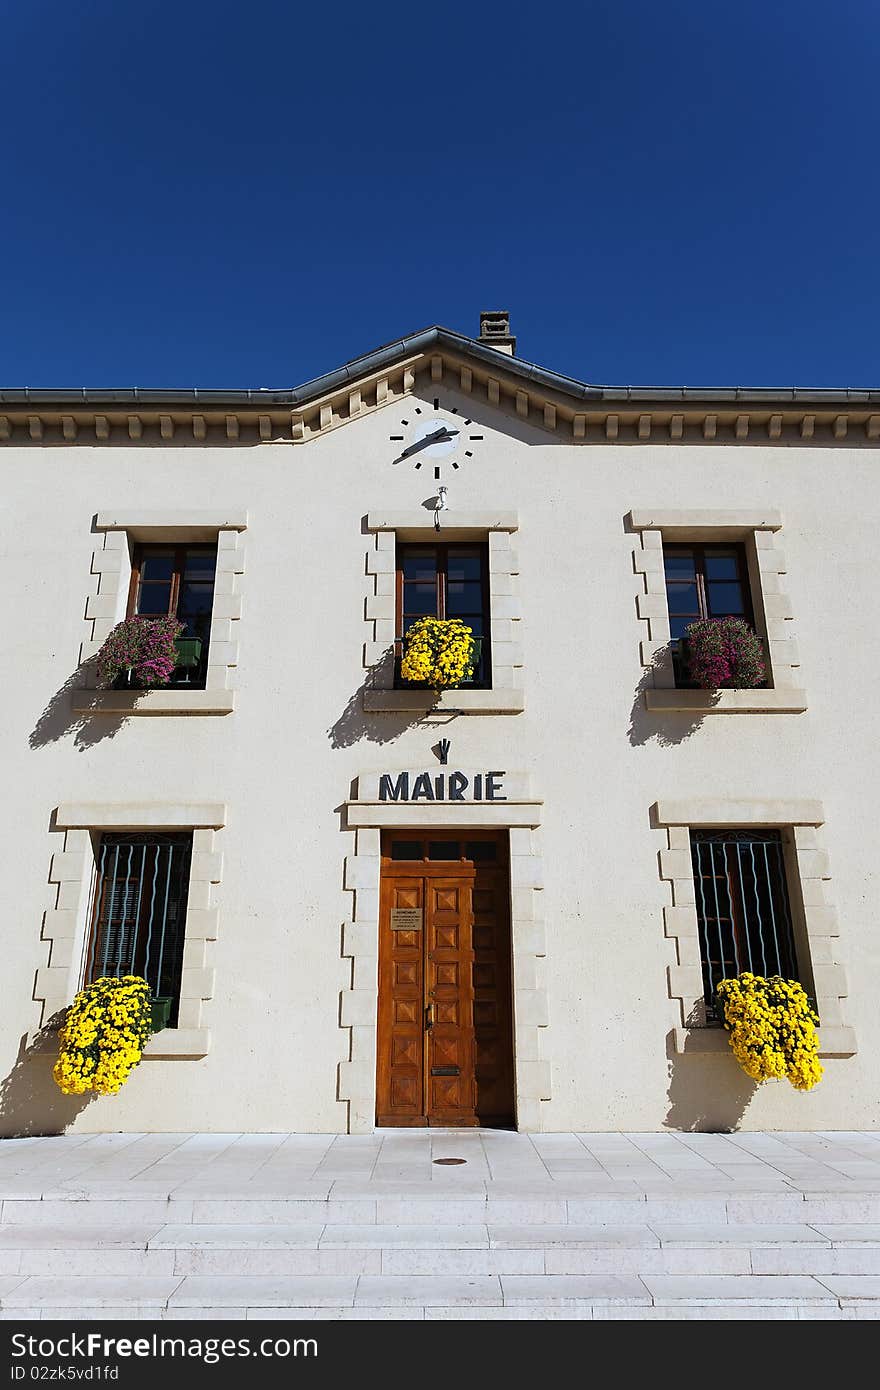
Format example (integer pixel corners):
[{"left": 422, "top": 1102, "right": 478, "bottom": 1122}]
[
  {"left": 376, "top": 877, "right": 424, "bottom": 1126},
  {"left": 376, "top": 834, "right": 514, "bottom": 1128},
  {"left": 471, "top": 872, "right": 515, "bottom": 1122},
  {"left": 425, "top": 878, "right": 475, "bottom": 1123}
]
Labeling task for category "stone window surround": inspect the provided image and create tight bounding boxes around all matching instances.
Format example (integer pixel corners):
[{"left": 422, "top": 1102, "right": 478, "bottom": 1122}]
[
  {"left": 339, "top": 773, "right": 548, "bottom": 1132},
  {"left": 72, "top": 511, "right": 247, "bottom": 717},
  {"left": 36, "top": 801, "right": 226, "bottom": 1059},
  {"left": 361, "top": 512, "right": 524, "bottom": 715},
  {"left": 630, "top": 510, "right": 806, "bottom": 713},
  {"left": 654, "top": 798, "right": 856, "bottom": 1058}
]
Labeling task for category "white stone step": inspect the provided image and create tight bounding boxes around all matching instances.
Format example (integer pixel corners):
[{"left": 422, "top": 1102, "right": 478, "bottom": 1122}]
[
  {"left": 1, "top": 1218, "right": 880, "bottom": 1283},
  {"left": 6, "top": 1192, "right": 880, "bottom": 1227},
  {"left": 7, "top": 1271, "right": 877, "bottom": 1316},
  {"left": 10, "top": 1305, "right": 878, "bottom": 1321}
]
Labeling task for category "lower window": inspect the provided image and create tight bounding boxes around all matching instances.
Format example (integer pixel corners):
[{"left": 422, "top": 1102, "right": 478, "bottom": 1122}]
[
  {"left": 690, "top": 829, "right": 801, "bottom": 1021},
  {"left": 84, "top": 833, "right": 193, "bottom": 1027}
]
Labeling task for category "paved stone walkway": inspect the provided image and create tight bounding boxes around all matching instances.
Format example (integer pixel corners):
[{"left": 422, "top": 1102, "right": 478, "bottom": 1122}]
[{"left": 1, "top": 1131, "right": 880, "bottom": 1320}]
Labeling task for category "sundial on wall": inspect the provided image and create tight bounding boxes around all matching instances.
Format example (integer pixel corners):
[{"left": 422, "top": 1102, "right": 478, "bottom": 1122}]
[{"left": 388, "top": 398, "right": 484, "bottom": 481}]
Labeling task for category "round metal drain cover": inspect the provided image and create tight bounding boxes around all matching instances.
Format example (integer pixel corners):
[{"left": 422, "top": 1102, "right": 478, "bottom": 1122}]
[{"left": 433, "top": 1157, "right": 467, "bottom": 1166}]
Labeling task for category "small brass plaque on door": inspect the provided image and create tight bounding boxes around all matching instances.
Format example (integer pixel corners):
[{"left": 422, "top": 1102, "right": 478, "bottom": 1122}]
[
  {"left": 391, "top": 908, "right": 423, "bottom": 930},
  {"left": 431, "top": 1066, "right": 460, "bottom": 1076}
]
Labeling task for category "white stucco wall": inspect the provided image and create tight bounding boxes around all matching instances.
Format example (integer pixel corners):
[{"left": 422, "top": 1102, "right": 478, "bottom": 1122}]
[{"left": 1, "top": 367, "right": 877, "bottom": 1133}]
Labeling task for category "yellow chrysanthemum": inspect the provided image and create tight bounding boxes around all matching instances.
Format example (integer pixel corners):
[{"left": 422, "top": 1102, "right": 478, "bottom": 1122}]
[
  {"left": 716, "top": 973, "right": 823, "bottom": 1092},
  {"left": 53, "top": 975, "right": 153, "bottom": 1096},
  {"left": 400, "top": 618, "right": 477, "bottom": 690}
]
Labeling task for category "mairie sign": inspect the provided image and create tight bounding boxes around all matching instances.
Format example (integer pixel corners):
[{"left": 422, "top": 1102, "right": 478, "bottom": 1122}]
[{"left": 378, "top": 770, "right": 507, "bottom": 802}]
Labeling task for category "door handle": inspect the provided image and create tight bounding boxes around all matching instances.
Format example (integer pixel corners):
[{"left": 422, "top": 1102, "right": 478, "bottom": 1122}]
[{"left": 425, "top": 1003, "right": 434, "bottom": 1031}]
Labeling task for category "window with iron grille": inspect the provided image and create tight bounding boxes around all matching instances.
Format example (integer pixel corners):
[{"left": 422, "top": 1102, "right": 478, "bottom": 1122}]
[
  {"left": 690, "top": 829, "right": 801, "bottom": 1021},
  {"left": 126, "top": 544, "right": 217, "bottom": 688},
  {"left": 85, "top": 833, "right": 192, "bottom": 1025},
  {"left": 664, "top": 543, "right": 763, "bottom": 687},
  {"left": 395, "top": 543, "right": 491, "bottom": 688}
]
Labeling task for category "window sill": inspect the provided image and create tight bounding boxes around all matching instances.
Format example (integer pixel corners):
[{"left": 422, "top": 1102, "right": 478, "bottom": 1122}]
[
  {"left": 73, "top": 689, "right": 235, "bottom": 716},
  {"left": 363, "top": 688, "right": 525, "bottom": 714},
  {"left": 28, "top": 1027, "right": 211, "bottom": 1058},
  {"left": 646, "top": 688, "right": 807, "bottom": 714},
  {"left": 674, "top": 1026, "right": 857, "bottom": 1057},
  {"left": 142, "top": 1028, "right": 211, "bottom": 1059}
]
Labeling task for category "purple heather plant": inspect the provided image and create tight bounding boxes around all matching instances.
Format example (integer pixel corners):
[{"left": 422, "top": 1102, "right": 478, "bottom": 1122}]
[
  {"left": 684, "top": 616, "right": 765, "bottom": 690},
  {"left": 95, "top": 615, "right": 184, "bottom": 690}
]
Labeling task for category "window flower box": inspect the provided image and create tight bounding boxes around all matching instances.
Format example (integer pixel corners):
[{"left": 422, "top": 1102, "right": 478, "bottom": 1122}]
[
  {"left": 174, "top": 636, "right": 203, "bottom": 670},
  {"left": 149, "top": 996, "right": 173, "bottom": 1033},
  {"left": 172, "top": 636, "right": 204, "bottom": 685}
]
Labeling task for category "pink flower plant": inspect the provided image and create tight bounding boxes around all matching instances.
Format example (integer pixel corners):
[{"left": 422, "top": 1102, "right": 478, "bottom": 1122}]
[
  {"left": 684, "top": 616, "right": 765, "bottom": 690},
  {"left": 95, "top": 615, "right": 184, "bottom": 690}
]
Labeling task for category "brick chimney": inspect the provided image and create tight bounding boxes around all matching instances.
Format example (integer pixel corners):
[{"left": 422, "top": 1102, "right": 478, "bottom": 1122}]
[{"left": 479, "top": 310, "right": 516, "bottom": 357}]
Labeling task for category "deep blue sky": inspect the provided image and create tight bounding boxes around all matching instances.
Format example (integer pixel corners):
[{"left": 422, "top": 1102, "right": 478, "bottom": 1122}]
[{"left": 2, "top": 2, "right": 878, "bottom": 389}]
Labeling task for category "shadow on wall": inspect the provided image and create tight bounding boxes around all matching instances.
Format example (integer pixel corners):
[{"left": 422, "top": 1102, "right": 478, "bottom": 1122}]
[
  {"left": 627, "top": 653, "right": 717, "bottom": 747},
  {"left": 0, "top": 1019, "right": 94, "bottom": 1137},
  {"left": 29, "top": 659, "right": 125, "bottom": 751},
  {"left": 664, "top": 1016, "right": 757, "bottom": 1132},
  {"left": 328, "top": 647, "right": 439, "bottom": 748}
]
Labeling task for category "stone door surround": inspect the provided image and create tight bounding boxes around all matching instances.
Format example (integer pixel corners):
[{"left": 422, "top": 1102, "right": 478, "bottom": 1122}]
[{"left": 340, "top": 772, "right": 548, "bottom": 1132}]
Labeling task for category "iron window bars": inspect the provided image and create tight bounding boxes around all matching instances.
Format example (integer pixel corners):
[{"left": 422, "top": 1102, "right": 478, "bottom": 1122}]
[
  {"left": 85, "top": 833, "right": 192, "bottom": 1026},
  {"left": 690, "top": 829, "right": 800, "bottom": 1021}
]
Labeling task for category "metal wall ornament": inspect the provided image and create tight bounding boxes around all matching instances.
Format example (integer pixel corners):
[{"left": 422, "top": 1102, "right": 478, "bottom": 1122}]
[{"left": 435, "top": 738, "right": 451, "bottom": 765}]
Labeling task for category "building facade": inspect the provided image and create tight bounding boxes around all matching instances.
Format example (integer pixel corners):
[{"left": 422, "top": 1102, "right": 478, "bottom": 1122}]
[{"left": 2, "top": 314, "right": 878, "bottom": 1135}]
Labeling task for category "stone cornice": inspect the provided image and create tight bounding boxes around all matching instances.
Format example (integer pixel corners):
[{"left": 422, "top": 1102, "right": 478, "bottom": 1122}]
[{"left": 1, "top": 347, "right": 878, "bottom": 447}]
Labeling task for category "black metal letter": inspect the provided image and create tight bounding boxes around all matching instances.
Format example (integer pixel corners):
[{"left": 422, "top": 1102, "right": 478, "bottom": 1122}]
[
  {"left": 486, "top": 771, "right": 507, "bottom": 802},
  {"left": 448, "top": 772, "right": 468, "bottom": 801},
  {"left": 379, "top": 772, "right": 409, "bottom": 802},
  {"left": 411, "top": 772, "right": 435, "bottom": 801}
]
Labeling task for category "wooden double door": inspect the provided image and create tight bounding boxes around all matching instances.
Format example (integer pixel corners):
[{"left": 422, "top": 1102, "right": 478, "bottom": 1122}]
[{"left": 376, "top": 830, "right": 515, "bottom": 1128}]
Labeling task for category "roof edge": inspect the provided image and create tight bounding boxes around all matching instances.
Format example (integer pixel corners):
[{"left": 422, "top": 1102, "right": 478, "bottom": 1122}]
[{"left": 1, "top": 326, "right": 878, "bottom": 409}]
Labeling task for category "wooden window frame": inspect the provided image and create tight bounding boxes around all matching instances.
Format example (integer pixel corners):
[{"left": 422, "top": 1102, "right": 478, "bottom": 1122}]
[
  {"left": 394, "top": 542, "right": 492, "bottom": 689},
  {"left": 126, "top": 542, "right": 217, "bottom": 625}
]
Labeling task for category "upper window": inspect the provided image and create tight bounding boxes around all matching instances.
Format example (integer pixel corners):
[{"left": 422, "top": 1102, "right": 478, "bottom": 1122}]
[
  {"left": 395, "top": 543, "right": 491, "bottom": 688},
  {"left": 664, "top": 543, "right": 760, "bottom": 686},
  {"left": 85, "top": 832, "right": 193, "bottom": 1028},
  {"left": 127, "top": 544, "right": 217, "bottom": 687},
  {"left": 690, "top": 829, "right": 801, "bottom": 1022}
]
